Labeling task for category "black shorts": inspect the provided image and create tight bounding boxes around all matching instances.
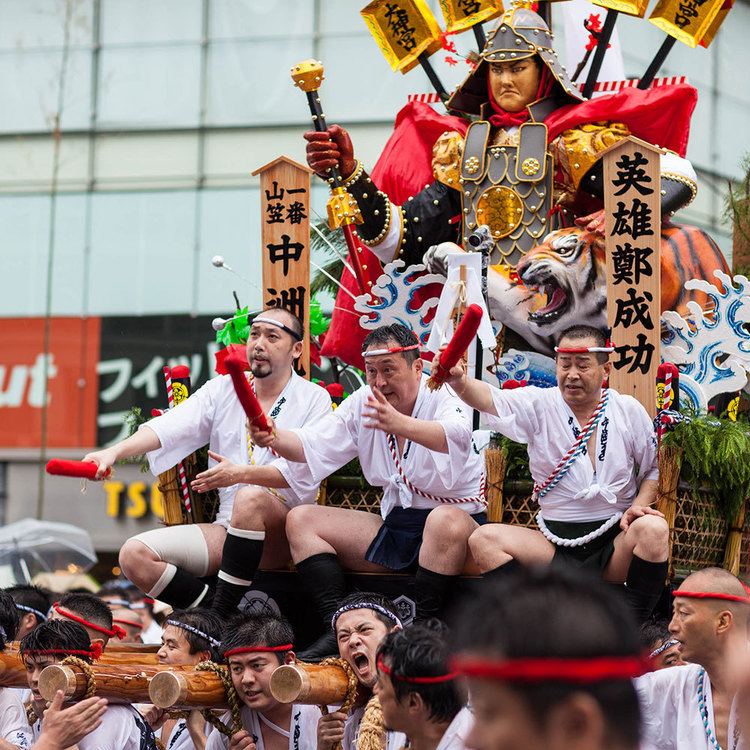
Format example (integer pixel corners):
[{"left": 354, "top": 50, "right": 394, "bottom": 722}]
[
  {"left": 544, "top": 518, "right": 622, "bottom": 574},
  {"left": 366, "top": 506, "right": 488, "bottom": 572}
]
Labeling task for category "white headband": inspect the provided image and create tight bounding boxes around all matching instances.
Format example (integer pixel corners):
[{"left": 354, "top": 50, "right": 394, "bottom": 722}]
[
  {"left": 331, "top": 602, "right": 402, "bottom": 631},
  {"left": 649, "top": 639, "right": 680, "bottom": 659},
  {"left": 15, "top": 604, "right": 48, "bottom": 621},
  {"left": 166, "top": 619, "right": 221, "bottom": 648},
  {"left": 253, "top": 316, "right": 303, "bottom": 342}
]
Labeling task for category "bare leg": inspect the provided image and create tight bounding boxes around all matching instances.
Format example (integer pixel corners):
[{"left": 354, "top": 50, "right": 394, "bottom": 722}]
[
  {"left": 469, "top": 523, "right": 555, "bottom": 572},
  {"left": 286, "top": 505, "right": 387, "bottom": 572},
  {"left": 287, "top": 505, "right": 388, "bottom": 660},
  {"left": 419, "top": 506, "right": 481, "bottom": 575},
  {"left": 604, "top": 514, "right": 669, "bottom": 583}
]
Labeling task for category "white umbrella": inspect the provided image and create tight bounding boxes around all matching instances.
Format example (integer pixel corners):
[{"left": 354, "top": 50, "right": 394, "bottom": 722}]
[{"left": 0, "top": 519, "right": 97, "bottom": 584}]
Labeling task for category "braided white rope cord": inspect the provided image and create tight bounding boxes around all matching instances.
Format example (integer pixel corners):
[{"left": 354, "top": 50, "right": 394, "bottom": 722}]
[
  {"left": 387, "top": 434, "right": 487, "bottom": 506},
  {"left": 536, "top": 512, "right": 623, "bottom": 548}
]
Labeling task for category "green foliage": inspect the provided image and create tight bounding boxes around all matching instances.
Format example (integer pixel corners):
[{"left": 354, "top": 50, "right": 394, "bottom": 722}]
[
  {"left": 309, "top": 295, "right": 331, "bottom": 337},
  {"left": 493, "top": 434, "right": 532, "bottom": 483},
  {"left": 216, "top": 305, "right": 250, "bottom": 346},
  {"left": 310, "top": 220, "right": 345, "bottom": 298},
  {"left": 663, "top": 413, "right": 750, "bottom": 521},
  {"left": 724, "top": 152, "right": 750, "bottom": 247},
  {"left": 122, "top": 406, "right": 149, "bottom": 473}
]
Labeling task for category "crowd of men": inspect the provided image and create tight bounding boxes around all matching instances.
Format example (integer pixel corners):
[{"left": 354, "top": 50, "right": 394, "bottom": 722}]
[
  {"left": 0, "top": 565, "right": 747, "bottom": 750},
  {"left": 0, "top": 309, "right": 735, "bottom": 749}
]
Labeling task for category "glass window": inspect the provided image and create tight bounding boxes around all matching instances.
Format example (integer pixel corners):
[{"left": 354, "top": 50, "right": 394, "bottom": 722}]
[
  {"left": 88, "top": 190, "right": 197, "bottom": 315},
  {"left": 100, "top": 0, "right": 202, "bottom": 45},
  {"left": 197, "top": 187, "right": 262, "bottom": 314},
  {"left": 0, "top": 193, "right": 88, "bottom": 316},
  {"left": 210, "top": 0, "right": 313, "bottom": 40},
  {"left": 0, "top": 49, "right": 92, "bottom": 133},
  {"left": 0, "top": 0, "right": 93, "bottom": 50},
  {"left": 205, "top": 38, "right": 313, "bottom": 126},
  {"left": 98, "top": 46, "right": 201, "bottom": 129}
]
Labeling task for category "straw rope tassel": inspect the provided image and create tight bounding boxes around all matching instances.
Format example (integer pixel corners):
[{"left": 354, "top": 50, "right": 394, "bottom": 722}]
[
  {"left": 656, "top": 442, "right": 682, "bottom": 579},
  {"left": 485, "top": 435, "right": 507, "bottom": 523},
  {"left": 357, "top": 696, "right": 386, "bottom": 750},
  {"left": 723, "top": 500, "right": 747, "bottom": 576}
]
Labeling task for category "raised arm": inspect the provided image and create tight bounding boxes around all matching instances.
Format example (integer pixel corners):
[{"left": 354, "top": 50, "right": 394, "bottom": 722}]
[
  {"left": 363, "top": 388, "right": 450, "bottom": 452},
  {"left": 432, "top": 352, "right": 498, "bottom": 416},
  {"left": 248, "top": 418, "right": 306, "bottom": 463},
  {"left": 83, "top": 426, "right": 161, "bottom": 480}
]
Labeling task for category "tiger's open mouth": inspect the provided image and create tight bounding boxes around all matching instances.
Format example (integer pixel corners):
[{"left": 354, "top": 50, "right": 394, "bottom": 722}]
[{"left": 523, "top": 273, "right": 571, "bottom": 325}]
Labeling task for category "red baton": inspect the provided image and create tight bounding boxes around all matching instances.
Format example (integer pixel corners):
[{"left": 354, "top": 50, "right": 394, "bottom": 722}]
[
  {"left": 428, "top": 304, "right": 484, "bottom": 388},
  {"left": 46, "top": 459, "right": 110, "bottom": 480},
  {"left": 225, "top": 356, "right": 271, "bottom": 432}
]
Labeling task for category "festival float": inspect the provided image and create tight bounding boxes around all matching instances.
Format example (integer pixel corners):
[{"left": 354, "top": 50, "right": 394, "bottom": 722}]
[{"left": 46, "top": 0, "right": 750, "bottom": 658}]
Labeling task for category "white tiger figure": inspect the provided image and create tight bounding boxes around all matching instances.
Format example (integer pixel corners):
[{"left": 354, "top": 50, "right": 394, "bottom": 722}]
[{"left": 425, "top": 224, "right": 728, "bottom": 355}]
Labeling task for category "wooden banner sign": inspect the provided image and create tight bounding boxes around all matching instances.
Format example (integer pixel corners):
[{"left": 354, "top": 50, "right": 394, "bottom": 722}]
[
  {"left": 361, "top": 0, "right": 442, "bottom": 73},
  {"left": 252, "top": 156, "right": 312, "bottom": 379},
  {"left": 602, "top": 136, "right": 663, "bottom": 417}
]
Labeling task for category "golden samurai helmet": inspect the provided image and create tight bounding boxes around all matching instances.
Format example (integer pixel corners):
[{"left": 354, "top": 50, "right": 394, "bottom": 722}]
[{"left": 447, "top": 0, "right": 586, "bottom": 116}]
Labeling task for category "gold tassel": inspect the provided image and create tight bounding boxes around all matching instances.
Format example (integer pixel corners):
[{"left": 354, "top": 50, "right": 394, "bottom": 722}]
[
  {"left": 656, "top": 443, "right": 682, "bottom": 580},
  {"left": 356, "top": 696, "right": 386, "bottom": 750},
  {"left": 722, "top": 501, "right": 747, "bottom": 576},
  {"left": 485, "top": 435, "right": 508, "bottom": 523}
]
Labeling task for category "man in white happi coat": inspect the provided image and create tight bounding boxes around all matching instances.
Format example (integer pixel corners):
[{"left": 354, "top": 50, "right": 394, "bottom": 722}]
[
  {"left": 375, "top": 621, "right": 473, "bottom": 750},
  {"left": 317, "top": 593, "right": 406, "bottom": 750},
  {"left": 142, "top": 608, "right": 223, "bottom": 750},
  {"left": 437, "top": 323, "right": 668, "bottom": 622},
  {"left": 250, "top": 323, "right": 486, "bottom": 660},
  {"left": 636, "top": 567, "right": 750, "bottom": 750},
  {"left": 84, "top": 308, "right": 332, "bottom": 615},
  {"left": 205, "top": 614, "right": 321, "bottom": 750},
  {"left": 21, "top": 619, "right": 157, "bottom": 750}
]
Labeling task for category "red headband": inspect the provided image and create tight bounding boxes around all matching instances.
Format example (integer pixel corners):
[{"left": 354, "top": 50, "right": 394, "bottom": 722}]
[
  {"left": 377, "top": 656, "right": 457, "bottom": 684},
  {"left": 113, "top": 618, "right": 144, "bottom": 630},
  {"left": 22, "top": 644, "right": 103, "bottom": 660},
  {"left": 451, "top": 655, "right": 648, "bottom": 683},
  {"left": 224, "top": 644, "right": 293, "bottom": 657},
  {"left": 53, "top": 603, "right": 126, "bottom": 640},
  {"left": 672, "top": 589, "right": 750, "bottom": 605},
  {"left": 362, "top": 344, "right": 420, "bottom": 358}
]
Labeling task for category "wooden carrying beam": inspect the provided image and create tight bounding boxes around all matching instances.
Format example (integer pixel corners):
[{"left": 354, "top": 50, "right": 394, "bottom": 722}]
[
  {"left": 38, "top": 662, "right": 227, "bottom": 709},
  {"left": 6, "top": 643, "right": 160, "bottom": 667},
  {"left": 270, "top": 663, "right": 368, "bottom": 707},
  {"left": 0, "top": 651, "right": 33, "bottom": 689},
  {"left": 149, "top": 669, "right": 228, "bottom": 709}
]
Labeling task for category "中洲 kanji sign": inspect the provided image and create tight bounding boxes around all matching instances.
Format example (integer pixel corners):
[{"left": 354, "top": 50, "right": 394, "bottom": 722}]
[
  {"left": 603, "top": 136, "right": 663, "bottom": 416},
  {"left": 252, "top": 156, "right": 312, "bottom": 378}
]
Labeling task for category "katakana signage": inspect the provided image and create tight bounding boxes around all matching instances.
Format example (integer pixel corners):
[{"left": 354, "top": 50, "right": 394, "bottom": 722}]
[
  {"left": 252, "top": 156, "right": 312, "bottom": 379},
  {"left": 603, "top": 136, "right": 663, "bottom": 416}
]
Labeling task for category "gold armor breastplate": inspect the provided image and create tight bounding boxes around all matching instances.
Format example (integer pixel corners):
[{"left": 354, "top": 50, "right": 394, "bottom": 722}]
[{"left": 460, "top": 120, "right": 553, "bottom": 268}]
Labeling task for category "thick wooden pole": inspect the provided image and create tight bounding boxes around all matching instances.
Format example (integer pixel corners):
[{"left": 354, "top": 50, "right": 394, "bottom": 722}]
[
  {"left": 270, "top": 663, "right": 368, "bottom": 707},
  {"left": 38, "top": 662, "right": 227, "bottom": 708},
  {"left": 0, "top": 651, "right": 33, "bottom": 689},
  {"left": 107, "top": 642, "right": 160, "bottom": 653},
  {"left": 6, "top": 643, "right": 160, "bottom": 667},
  {"left": 148, "top": 669, "right": 228, "bottom": 709}
]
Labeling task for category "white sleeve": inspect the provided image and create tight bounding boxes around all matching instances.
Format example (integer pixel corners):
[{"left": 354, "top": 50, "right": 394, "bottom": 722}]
[
  {"left": 144, "top": 377, "right": 222, "bottom": 475},
  {"left": 484, "top": 386, "right": 542, "bottom": 444},
  {"left": 290, "top": 394, "right": 361, "bottom": 484},
  {"left": 0, "top": 690, "right": 31, "bottom": 749},
  {"left": 424, "top": 390, "right": 475, "bottom": 488},
  {"left": 270, "top": 386, "right": 333, "bottom": 502},
  {"left": 363, "top": 202, "right": 401, "bottom": 264}
]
